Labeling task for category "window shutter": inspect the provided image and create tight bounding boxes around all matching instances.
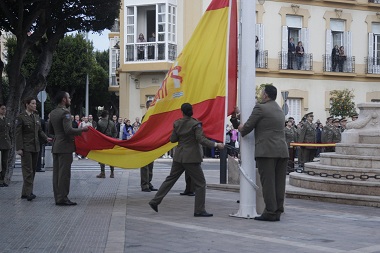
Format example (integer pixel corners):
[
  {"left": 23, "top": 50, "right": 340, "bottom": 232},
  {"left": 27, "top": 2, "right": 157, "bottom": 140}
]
[
  {"left": 368, "top": 33, "right": 374, "bottom": 58},
  {"left": 287, "top": 98, "right": 302, "bottom": 124},
  {"left": 325, "top": 29, "right": 332, "bottom": 55},
  {"left": 282, "top": 26, "right": 288, "bottom": 69},
  {"left": 347, "top": 31, "right": 352, "bottom": 57},
  {"left": 325, "top": 29, "right": 332, "bottom": 71},
  {"left": 301, "top": 28, "right": 309, "bottom": 53},
  {"left": 282, "top": 26, "right": 288, "bottom": 52},
  {"left": 255, "top": 23, "right": 264, "bottom": 51}
]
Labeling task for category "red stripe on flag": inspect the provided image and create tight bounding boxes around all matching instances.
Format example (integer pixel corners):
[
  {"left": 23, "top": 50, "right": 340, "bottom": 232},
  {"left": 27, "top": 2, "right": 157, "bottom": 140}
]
[
  {"left": 207, "top": 0, "right": 229, "bottom": 11},
  {"left": 228, "top": 0, "right": 237, "bottom": 115}
]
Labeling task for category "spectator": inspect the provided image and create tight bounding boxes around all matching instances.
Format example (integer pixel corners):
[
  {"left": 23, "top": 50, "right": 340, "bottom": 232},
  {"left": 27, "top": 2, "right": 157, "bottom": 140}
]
[
  {"left": 0, "top": 104, "right": 11, "bottom": 187},
  {"left": 88, "top": 114, "right": 97, "bottom": 129},
  {"left": 338, "top": 46, "right": 346, "bottom": 72},
  {"left": 122, "top": 119, "right": 134, "bottom": 140},
  {"left": 137, "top": 33, "right": 146, "bottom": 60},
  {"left": 295, "top": 41, "right": 304, "bottom": 70},
  {"left": 288, "top": 37, "right": 296, "bottom": 69},
  {"left": 332, "top": 45, "right": 339, "bottom": 72}
]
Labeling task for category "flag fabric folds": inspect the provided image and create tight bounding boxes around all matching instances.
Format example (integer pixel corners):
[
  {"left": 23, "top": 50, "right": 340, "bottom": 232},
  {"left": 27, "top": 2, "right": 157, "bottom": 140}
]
[{"left": 75, "top": 0, "right": 237, "bottom": 168}]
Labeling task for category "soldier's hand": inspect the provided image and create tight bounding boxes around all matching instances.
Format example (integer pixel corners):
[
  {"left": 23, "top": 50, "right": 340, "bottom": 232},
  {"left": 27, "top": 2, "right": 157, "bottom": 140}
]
[
  {"left": 82, "top": 126, "right": 89, "bottom": 132},
  {"left": 16, "top": 150, "right": 23, "bottom": 157},
  {"left": 216, "top": 143, "right": 225, "bottom": 149},
  {"left": 47, "top": 137, "right": 53, "bottom": 142},
  {"left": 237, "top": 124, "right": 244, "bottom": 132}
]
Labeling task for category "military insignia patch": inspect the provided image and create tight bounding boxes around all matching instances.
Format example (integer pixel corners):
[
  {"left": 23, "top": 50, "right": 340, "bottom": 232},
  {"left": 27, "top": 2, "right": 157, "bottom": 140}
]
[
  {"left": 65, "top": 113, "right": 71, "bottom": 119},
  {"left": 197, "top": 123, "right": 202, "bottom": 128}
]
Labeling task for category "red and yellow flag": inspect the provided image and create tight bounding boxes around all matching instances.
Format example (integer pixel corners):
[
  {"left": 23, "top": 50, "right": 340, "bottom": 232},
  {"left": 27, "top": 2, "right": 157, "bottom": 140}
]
[{"left": 75, "top": 0, "right": 237, "bottom": 168}]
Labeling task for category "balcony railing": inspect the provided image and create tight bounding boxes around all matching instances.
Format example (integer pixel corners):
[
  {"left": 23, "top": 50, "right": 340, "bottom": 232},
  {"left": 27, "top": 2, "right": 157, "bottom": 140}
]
[
  {"left": 323, "top": 54, "right": 355, "bottom": 73},
  {"left": 278, "top": 52, "right": 313, "bottom": 71},
  {"left": 125, "top": 42, "right": 177, "bottom": 62},
  {"left": 369, "top": 0, "right": 380, "bottom": 3},
  {"left": 365, "top": 57, "right": 380, "bottom": 74},
  {"left": 256, "top": 50, "right": 268, "bottom": 69}
]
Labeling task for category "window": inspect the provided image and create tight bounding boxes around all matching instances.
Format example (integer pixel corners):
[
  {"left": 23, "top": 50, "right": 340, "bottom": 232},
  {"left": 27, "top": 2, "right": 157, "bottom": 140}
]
[
  {"left": 325, "top": 19, "right": 353, "bottom": 72},
  {"left": 331, "top": 19, "right": 344, "bottom": 48},
  {"left": 281, "top": 15, "right": 310, "bottom": 70},
  {"left": 124, "top": 3, "right": 177, "bottom": 62},
  {"left": 286, "top": 98, "right": 302, "bottom": 124},
  {"left": 109, "top": 37, "right": 120, "bottom": 86},
  {"left": 368, "top": 23, "right": 380, "bottom": 73}
]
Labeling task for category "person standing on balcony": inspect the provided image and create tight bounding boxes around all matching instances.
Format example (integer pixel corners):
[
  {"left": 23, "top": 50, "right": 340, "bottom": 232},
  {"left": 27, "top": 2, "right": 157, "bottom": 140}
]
[
  {"left": 332, "top": 45, "right": 339, "bottom": 72},
  {"left": 148, "top": 32, "right": 156, "bottom": 59},
  {"left": 338, "top": 46, "right": 346, "bottom": 72},
  {"left": 295, "top": 41, "right": 304, "bottom": 70},
  {"left": 288, "top": 37, "right": 296, "bottom": 69},
  {"left": 137, "top": 33, "right": 146, "bottom": 60},
  {"left": 255, "top": 36, "right": 259, "bottom": 66}
]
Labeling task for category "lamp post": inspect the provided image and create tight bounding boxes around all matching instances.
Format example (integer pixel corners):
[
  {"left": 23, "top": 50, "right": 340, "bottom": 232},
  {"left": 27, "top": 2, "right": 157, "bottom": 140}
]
[{"left": 85, "top": 32, "right": 89, "bottom": 117}]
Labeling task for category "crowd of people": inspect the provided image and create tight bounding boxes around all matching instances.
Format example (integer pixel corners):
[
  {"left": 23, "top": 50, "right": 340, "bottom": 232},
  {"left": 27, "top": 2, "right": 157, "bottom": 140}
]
[{"left": 284, "top": 111, "right": 358, "bottom": 173}]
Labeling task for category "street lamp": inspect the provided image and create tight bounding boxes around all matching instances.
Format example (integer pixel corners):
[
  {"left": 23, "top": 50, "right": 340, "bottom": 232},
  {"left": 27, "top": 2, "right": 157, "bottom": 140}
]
[{"left": 258, "top": 0, "right": 265, "bottom": 4}]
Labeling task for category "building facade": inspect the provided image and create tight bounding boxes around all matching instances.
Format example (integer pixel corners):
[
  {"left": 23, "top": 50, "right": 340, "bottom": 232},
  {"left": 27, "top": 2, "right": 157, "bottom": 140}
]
[{"left": 110, "top": 0, "right": 380, "bottom": 124}]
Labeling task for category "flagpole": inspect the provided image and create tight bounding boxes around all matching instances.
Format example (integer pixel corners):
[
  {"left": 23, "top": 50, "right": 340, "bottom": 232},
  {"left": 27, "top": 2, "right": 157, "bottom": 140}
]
[{"left": 230, "top": 0, "right": 257, "bottom": 219}]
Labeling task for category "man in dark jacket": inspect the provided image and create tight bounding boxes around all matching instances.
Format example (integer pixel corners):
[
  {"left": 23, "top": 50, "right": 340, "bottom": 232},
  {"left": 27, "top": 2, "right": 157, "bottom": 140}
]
[{"left": 238, "top": 85, "right": 289, "bottom": 222}]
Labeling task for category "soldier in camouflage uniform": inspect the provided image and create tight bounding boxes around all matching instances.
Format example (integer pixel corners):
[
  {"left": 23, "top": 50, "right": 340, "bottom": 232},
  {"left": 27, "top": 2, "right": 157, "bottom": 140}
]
[
  {"left": 298, "top": 112, "right": 317, "bottom": 166},
  {"left": 284, "top": 119, "right": 297, "bottom": 172},
  {"left": 49, "top": 91, "right": 88, "bottom": 206},
  {"left": 330, "top": 118, "right": 342, "bottom": 152},
  {"left": 0, "top": 104, "right": 12, "bottom": 187},
  {"left": 16, "top": 98, "right": 51, "bottom": 201},
  {"left": 321, "top": 116, "right": 334, "bottom": 152},
  {"left": 340, "top": 117, "right": 347, "bottom": 132},
  {"left": 96, "top": 110, "right": 117, "bottom": 178}
]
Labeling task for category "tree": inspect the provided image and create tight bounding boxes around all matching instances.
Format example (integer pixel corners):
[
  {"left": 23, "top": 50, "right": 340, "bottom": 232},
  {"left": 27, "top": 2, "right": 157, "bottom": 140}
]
[
  {"left": 329, "top": 89, "right": 356, "bottom": 118},
  {"left": 46, "top": 33, "right": 94, "bottom": 116},
  {"left": 0, "top": 0, "right": 120, "bottom": 180}
]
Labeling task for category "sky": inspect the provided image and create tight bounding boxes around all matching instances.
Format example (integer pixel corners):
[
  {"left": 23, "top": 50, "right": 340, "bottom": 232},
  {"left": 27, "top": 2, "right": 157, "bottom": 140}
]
[{"left": 88, "top": 29, "right": 110, "bottom": 51}]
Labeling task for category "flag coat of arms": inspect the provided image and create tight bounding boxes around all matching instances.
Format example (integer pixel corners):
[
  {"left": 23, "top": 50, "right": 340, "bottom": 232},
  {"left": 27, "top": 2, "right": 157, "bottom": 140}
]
[{"left": 75, "top": 0, "right": 237, "bottom": 168}]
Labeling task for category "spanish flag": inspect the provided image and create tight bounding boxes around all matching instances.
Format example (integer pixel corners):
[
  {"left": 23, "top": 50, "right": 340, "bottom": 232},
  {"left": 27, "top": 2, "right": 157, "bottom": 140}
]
[{"left": 75, "top": 0, "right": 237, "bottom": 168}]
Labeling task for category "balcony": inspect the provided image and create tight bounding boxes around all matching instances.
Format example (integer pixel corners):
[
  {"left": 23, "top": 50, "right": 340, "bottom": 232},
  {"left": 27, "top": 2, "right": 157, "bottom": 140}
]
[
  {"left": 256, "top": 50, "right": 268, "bottom": 69},
  {"left": 323, "top": 54, "right": 355, "bottom": 73},
  {"left": 365, "top": 57, "right": 380, "bottom": 74},
  {"left": 369, "top": 0, "right": 380, "bottom": 3},
  {"left": 278, "top": 52, "right": 313, "bottom": 71},
  {"left": 125, "top": 42, "right": 177, "bottom": 62}
]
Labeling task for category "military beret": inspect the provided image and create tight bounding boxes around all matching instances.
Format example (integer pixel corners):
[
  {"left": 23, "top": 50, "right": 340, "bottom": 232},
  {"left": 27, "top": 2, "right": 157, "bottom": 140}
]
[
  {"left": 288, "top": 117, "right": 294, "bottom": 120},
  {"left": 351, "top": 113, "right": 358, "bottom": 118},
  {"left": 304, "top": 112, "right": 313, "bottom": 118},
  {"left": 333, "top": 118, "right": 340, "bottom": 123},
  {"left": 327, "top": 116, "right": 333, "bottom": 120},
  {"left": 340, "top": 117, "right": 347, "bottom": 122}
]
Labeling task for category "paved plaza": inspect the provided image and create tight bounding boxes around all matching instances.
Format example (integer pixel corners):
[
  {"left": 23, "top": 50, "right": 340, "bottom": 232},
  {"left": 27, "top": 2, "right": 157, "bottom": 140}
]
[{"left": 0, "top": 158, "right": 379, "bottom": 253}]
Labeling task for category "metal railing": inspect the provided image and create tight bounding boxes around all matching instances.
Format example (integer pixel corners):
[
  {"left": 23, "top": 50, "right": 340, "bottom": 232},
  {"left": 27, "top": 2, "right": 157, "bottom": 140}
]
[
  {"left": 125, "top": 42, "right": 177, "bottom": 62},
  {"left": 278, "top": 51, "right": 313, "bottom": 71},
  {"left": 323, "top": 54, "right": 355, "bottom": 73},
  {"left": 369, "top": 0, "right": 380, "bottom": 3},
  {"left": 256, "top": 50, "right": 268, "bottom": 69},
  {"left": 365, "top": 57, "right": 380, "bottom": 74}
]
